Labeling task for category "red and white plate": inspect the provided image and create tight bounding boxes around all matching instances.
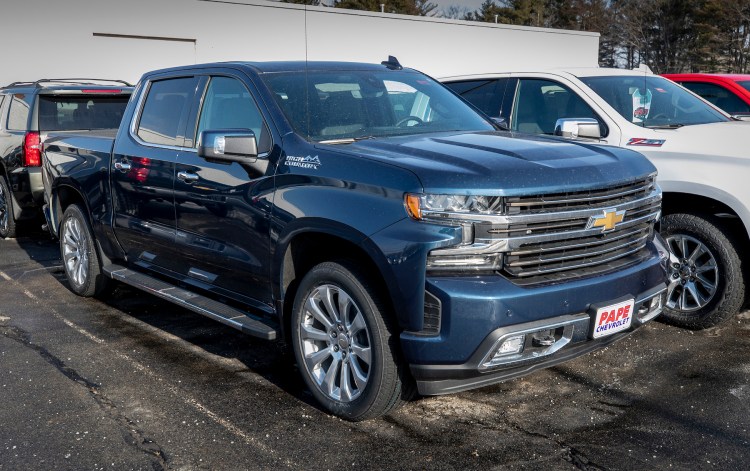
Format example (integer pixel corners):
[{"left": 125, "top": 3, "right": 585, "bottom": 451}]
[{"left": 593, "top": 299, "right": 634, "bottom": 339}]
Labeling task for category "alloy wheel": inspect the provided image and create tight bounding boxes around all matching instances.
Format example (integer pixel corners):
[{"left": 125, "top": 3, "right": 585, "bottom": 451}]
[
  {"left": 299, "top": 284, "right": 372, "bottom": 403},
  {"left": 62, "top": 216, "right": 89, "bottom": 287},
  {"left": 665, "top": 234, "right": 719, "bottom": 311}
]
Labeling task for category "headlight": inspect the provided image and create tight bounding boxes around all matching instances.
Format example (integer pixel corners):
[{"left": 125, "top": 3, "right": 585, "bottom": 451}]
[
  {"left": 405, "top": 193, "right": 504, "bottom": 222},
  {"left": 406, "top": 193, "right": 505, "bottom": 274}
]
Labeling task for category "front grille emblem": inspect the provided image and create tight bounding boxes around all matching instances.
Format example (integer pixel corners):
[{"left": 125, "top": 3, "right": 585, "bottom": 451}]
[{"left": 587, "top": 209, "right": 626, "bottom": 232}]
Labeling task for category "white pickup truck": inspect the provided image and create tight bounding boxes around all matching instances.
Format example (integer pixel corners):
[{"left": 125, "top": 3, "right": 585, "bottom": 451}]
[{"left": 443, "top": 67, "right": 748, "bottom": 329}]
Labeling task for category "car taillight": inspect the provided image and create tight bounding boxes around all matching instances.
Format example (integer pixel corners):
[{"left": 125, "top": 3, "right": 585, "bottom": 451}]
[{"left": 23, "top": 132, "right": 42, "bottom": 167}]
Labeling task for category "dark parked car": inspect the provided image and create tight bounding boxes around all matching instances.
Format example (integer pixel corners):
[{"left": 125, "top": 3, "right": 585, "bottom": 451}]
[{"left": 0, "top": 79, "right": 131, "bottom": 238}]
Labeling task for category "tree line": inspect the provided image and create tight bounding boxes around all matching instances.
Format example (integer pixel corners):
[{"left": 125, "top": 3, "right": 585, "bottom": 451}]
[{"left": 282, "top": 0, "right": 750, "bottom": 73}]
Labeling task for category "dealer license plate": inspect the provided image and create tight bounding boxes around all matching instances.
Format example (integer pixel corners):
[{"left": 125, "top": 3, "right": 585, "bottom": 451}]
[{"left": 592, "top": 299, "right": 634, "bottom": 339}]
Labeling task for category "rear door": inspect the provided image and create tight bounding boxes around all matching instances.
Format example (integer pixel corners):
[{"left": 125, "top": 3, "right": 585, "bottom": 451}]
[
  {"left": 111, "top": 76, "right": 200, "bottom": 271},
  {"left": 172, "top": 72, "right": 278, "bottom": 309}
]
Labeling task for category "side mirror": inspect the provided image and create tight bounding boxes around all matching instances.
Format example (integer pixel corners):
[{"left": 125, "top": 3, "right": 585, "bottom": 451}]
[
  {"left": 198, "top": 129, "right": 258, "bottom": 162},
  {"left": 490, "top": 116, "right": 510, "bottom": 131},
  {"left": 554, "top": 118, "right": 601, "bottom": 140}
]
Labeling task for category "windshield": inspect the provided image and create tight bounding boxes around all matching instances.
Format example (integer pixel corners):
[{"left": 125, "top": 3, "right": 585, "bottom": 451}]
[
  {"left": 263, "top": 69, "right": 493, "bottom": 142},
  {"left": 737, "top": 81, "right": 750, "bottom": 93},
  {"left": 579, "top": 75, "right": 729, "bottom": 128}
]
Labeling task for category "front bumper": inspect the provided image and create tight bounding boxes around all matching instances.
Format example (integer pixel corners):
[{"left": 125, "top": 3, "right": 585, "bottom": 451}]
[
  {"left": 401, "top": 245, "right": 667, "bottom": 396},
  {"left": 411, "top": 285, "right": 665, "bottom": 395}
]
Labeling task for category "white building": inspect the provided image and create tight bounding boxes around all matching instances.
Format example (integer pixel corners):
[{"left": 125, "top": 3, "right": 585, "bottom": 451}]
[{"left": 0, "top": 0, "right": 600, "bottom": 85}]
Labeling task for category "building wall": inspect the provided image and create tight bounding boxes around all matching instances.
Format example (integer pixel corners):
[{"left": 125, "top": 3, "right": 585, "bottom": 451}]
[{"left": 0, "top": 0, "right": 599, "bottom": 85}]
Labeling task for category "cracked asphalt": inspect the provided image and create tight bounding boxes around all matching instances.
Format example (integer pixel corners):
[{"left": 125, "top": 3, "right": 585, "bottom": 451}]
[{"left": 1, "top": 232, "right": 749, "bottom": 470}]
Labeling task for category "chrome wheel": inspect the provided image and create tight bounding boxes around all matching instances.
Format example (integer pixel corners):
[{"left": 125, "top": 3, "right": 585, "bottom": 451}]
[
  {"left": 299, "top": 284, "right": 372, "bottom": 403},
  {"left": 62, "top": 216, "right": 89, "bottom": 287},
  {"left": 665, "top": 234, "right": 719, "bottom": 312}
]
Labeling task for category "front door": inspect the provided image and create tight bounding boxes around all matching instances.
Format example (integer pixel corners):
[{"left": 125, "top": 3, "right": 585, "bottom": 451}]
[{"left": 173, "top": 74, "right": 277, "bottom": 309}]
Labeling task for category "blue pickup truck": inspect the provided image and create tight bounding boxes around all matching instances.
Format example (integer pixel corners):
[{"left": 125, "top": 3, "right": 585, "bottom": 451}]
[{"left": 42, "top": 60, "right": 668, "bottom": 420}]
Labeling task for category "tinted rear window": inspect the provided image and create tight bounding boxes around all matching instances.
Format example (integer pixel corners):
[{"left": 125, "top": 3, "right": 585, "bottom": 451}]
[{"left": 38, "top": 95, "right": 130, "bottom": 131}]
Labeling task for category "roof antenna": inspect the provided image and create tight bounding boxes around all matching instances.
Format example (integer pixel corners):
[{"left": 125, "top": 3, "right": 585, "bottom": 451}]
[{"left": 381, "top": 55, "right": 403, "bottom": 70}]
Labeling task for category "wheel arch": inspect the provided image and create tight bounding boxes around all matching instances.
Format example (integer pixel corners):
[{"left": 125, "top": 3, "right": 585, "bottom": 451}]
[
  {"left": 662, "top": 190, "right": 749, "bottom": 239},
  {"left": 274, "top": 222, "right": 398, "bottom": 341},
  {"left": 50, "top": 182, "right": 90, "bottom": 236}
]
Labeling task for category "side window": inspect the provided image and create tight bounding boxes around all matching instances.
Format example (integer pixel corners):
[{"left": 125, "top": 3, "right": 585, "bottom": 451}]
[
  {"left": 512, "top": 79, "right": 604, "bottom": 136},
  {"left": 447, "top": 79, "right": 509, "bottom": 119},
  {"left": 680, "top": 81, "right": 750, "bottom": 114},
  {"left": 7, "top": 94, "right": 32, "bottom": 131},
  {"left": 196, "top": 76, "right": 271, "bottom": 153},
  {"left": 0, "top": 95, "right": 5, "bottom": 127},
  {"left": 137, "top": 77, "right": 198, "bottom": 146}
]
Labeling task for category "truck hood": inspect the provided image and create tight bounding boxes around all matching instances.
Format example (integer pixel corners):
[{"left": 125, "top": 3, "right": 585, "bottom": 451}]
[
  {"left": 645, "top": 121, "right": 750, "bottom": 158},
  {"left": 329, "top": 131, "right": 656, "bottom": 195}
]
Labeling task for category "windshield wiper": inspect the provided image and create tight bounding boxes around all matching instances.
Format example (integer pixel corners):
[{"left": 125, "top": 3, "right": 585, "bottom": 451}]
[
  {"left": 646, "top": 123, "right": 685, "bottom": 129},
  {"left": 318, "top": 135, "right": 377, "bottom": 144}
]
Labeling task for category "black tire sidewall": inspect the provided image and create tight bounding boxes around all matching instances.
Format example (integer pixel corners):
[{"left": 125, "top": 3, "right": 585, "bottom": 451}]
[
  {"left": 291, "top": 261, "right": 393, "bottom": 420},
  {"left": 0, "top": 176, "right": 16, "bottom": 239},
  {"left": 660, "top": 213, "right": 744, "bottom": 328}
]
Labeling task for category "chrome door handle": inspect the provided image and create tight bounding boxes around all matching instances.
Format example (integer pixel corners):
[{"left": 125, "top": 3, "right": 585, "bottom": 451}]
[
  {"left": 114, "top": 160, "right": 131, "bottom": 172},
  {"left": 177, "top": 171, "right": 199, "bottom": 183}
]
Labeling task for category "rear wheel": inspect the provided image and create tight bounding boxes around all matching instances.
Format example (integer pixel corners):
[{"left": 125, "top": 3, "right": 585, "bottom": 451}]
[
  {"left": 0, "top": 176, "right": 17, "bottom": 239},
  {"left": 660, "top": 213, "right": 744, "bottom": 329},
  {"left": 60, "top": 204, "right": 110, "bottom": 297},
  {"left": 291, "top": 261, "right": 411, "bottom": 421}
]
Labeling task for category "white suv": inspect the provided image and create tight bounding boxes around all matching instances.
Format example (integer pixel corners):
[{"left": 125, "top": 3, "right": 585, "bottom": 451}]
[{"left": 443, "top": 67, "right": 748, "bottom": 329}]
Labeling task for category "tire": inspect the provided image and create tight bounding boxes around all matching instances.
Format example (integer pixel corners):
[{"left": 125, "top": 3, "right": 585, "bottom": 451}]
[
  {"left": 0, "top": 176, "right": 17, "bottom": 239},
  {"left": 59, "top": 204, "right": 111, "bottom": 297},
  {"left": 291, "top": 261, "right": 412, "bottom": 421},
  {"left": 660, "top": 213, "right": 744, "bottom": 329}
]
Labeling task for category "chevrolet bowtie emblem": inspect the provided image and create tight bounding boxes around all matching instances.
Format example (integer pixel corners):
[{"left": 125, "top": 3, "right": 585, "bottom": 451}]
[{"left": 588, "top": 209, "right": 626, "bottom": 232}]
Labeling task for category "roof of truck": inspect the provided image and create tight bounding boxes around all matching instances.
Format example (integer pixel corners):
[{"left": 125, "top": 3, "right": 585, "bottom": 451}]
[{"left": 144, "top": 60, "right": 413, "bottom": 77}]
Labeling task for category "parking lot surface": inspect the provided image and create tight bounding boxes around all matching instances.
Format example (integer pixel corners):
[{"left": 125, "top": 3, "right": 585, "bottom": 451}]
[{"left": 1, "top": 232, "right": 749, "bottom": 470}]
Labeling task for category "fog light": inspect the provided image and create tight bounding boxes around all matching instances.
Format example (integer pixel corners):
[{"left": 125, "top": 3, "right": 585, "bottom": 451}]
[
  {"left": 496, "top": 334, "right": 525, "bottom": 356},
  {"left": 650, "top": 295, "right": 662, "bottom": 310}
]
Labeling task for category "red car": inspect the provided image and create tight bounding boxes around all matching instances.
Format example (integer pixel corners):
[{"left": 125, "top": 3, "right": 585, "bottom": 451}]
[{"left": 663, "top": 73, "right": 750, "bottom": 116}]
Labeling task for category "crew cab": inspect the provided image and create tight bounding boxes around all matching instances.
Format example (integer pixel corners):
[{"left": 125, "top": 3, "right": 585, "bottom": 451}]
[
  {"left": 42, "top": 61, "right": 667, "bottom": 420},
  {"left": 444, "top": 67, "right": 749, "bottom": 329},
  {"left": 0, "top": 79, "right": 131, "bottom": 238},
  {"left": 663, "top": 73, "right": 750, "bottom": 118}
]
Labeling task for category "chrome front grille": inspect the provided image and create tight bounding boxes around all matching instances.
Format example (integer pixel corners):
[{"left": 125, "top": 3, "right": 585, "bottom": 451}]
[
  {"left": 505, "top": 176, "right": 657, "bottom": 215},
  {"left": 475, "top": 176, "right": 661, "bottom": 284}
]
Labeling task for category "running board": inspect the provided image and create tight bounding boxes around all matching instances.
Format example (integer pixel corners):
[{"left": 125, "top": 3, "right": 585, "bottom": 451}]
[{"left": 103, "top": 265, "right": 278, "bottom": 340}]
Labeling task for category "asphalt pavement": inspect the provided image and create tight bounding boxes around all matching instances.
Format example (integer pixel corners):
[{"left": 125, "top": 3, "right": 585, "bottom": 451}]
[{"left": 0, "top": 232, "right": 749, "bottom": 470}]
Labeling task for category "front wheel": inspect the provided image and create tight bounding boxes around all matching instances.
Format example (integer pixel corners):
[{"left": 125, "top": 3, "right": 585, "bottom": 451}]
[
  {"left": 291, "top": 261, "right": 411, "bottom": 421},
  {"left": 660, "top": 213, "right": 744, "bottom": 329},
  {"left": 59, "top": 204, "right": 110, "bottom": 297}
]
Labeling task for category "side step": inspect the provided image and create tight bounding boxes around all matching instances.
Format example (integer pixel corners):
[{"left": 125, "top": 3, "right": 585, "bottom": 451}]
[{"left": 103, "top": 265, "right": 278, "bottom": 341}]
